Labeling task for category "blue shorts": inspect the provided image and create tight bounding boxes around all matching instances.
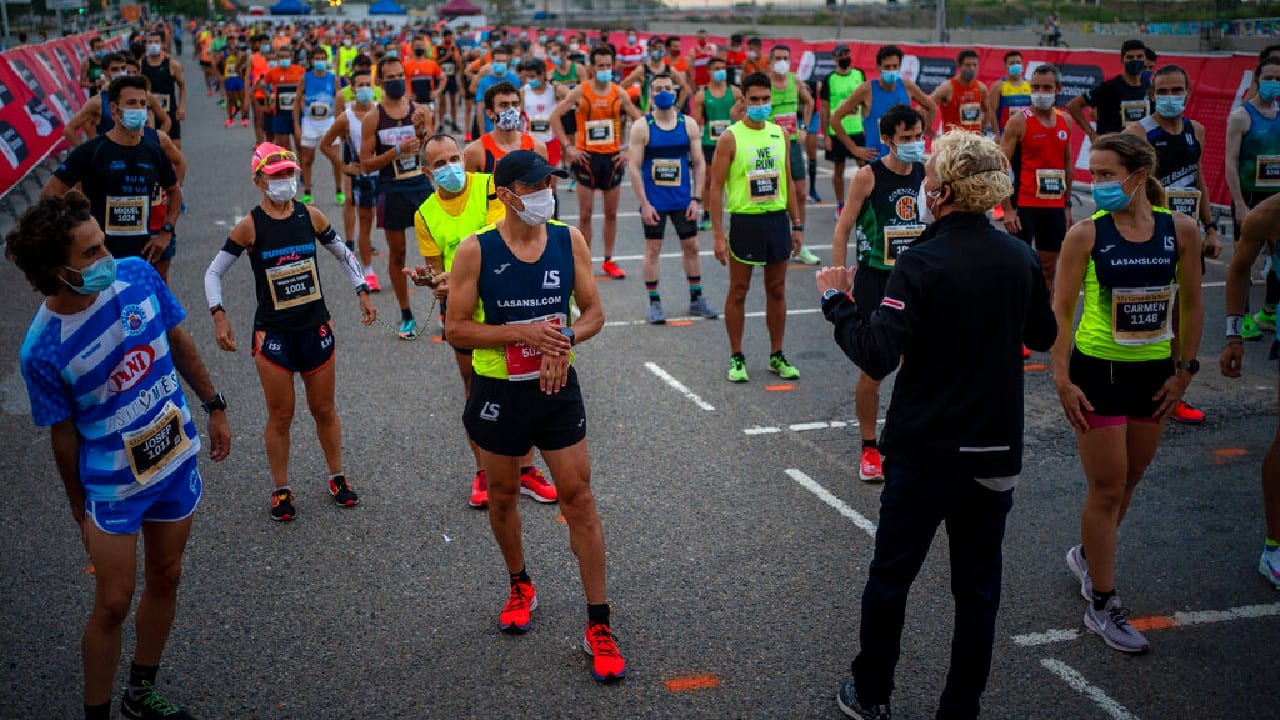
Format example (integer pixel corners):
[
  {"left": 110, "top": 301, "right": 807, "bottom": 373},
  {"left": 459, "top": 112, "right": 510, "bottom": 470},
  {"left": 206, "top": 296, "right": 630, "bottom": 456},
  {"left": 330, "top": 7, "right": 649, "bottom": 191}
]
[
  {"left": 806, "top": 111, "right": 820, "bottom": 134},
  {"left": 224, "top": 77, "right": 244, "bottom": 93},
  {"left": 160, "top": 228, "right": 176, "bottom": 261},
  {"left": 352, "top": 174, "right": 378, "bottom": 209},
  {"left": 253, "top": 320, "right": 335, "bottom": 375},
  {"left": 85, "top": 459, "right": 202, "bottom": 535},
  {"left": 272, "top": 112, "right": 295, "bottom": 135}
]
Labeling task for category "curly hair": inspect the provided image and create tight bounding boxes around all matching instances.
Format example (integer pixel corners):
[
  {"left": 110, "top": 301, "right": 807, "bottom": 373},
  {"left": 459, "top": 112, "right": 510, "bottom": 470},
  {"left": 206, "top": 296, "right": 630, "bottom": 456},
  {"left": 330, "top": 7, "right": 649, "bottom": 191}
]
[
  {"left": 5, "top": 190, "right": 94, "bottom": 297},
  {"left": 932, "top": 130, "right": 1013, "bottom": 214}
]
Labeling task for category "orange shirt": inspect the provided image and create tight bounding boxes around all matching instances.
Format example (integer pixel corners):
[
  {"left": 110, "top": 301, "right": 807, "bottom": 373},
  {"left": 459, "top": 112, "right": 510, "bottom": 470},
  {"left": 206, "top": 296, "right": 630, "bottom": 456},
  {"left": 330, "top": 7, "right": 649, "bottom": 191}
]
[
  {"left": 938, "top": 77, "right": 984, "bottom": 133},
  {"left": 263, "top": 65, "right": 306, "bottom": 113},
  {"left": 576, "top": 82, "right": 622, "bottom": 153},
  {"left": 404, "top": 58, "right": 443, "bottom": 103}
]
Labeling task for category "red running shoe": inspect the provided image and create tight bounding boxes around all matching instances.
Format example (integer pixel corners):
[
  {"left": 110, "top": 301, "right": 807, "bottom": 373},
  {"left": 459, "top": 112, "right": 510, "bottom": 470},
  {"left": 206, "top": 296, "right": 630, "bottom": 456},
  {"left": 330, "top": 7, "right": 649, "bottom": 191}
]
[
  {"left": 858, "top": 446, "right": 884, "bottom": 483},
  {"left": 469, "top": 470, "right": 488, "bottom": 508},
  {"left": 1172, "top": 401, "right": 1206, "bottom": 425},
  {"left": 583, "top": 622, "right": 626, "bottom": 681},
  {"left": 365, "top": 273, "right": 382, "bottom": 293},
  {"left": 499, "top": 580, "right": 537, "bottom": 632},
  {"left": 241, "top": 118, "right": 249, "bottom": 127},
  {"left": 600, "top": 259, "right": 627, "bottom": 279},
  {"left": 224, "top": 118, "right": 233, "bottom": 127},
  {"left": 1022, "top": 345, "right": 1032, "bottom": 359},
  {"left": 520, "top": 467, "right": 558, "bottom": 503}
]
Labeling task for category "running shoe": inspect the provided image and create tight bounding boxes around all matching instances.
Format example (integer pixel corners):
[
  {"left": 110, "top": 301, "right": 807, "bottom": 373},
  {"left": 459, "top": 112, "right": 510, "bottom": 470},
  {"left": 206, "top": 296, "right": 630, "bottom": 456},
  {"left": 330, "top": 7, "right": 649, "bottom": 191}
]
[
  {"left": 1261, "top": 549, "right": 1280, "bottom": 589},
  {"left": 1171, "top": 400, "right": 1206, "bottom": 425},
  {"left": 397, "top": 317, "right": 418, "bottom": 340},
  {"left": 365, "top": 273, "right": 382, "bottom": 293},
  {"left": 121, "top": 681, "right": 194, "bottom": 720},
  {"left": 499, "top": 579, "right": 537, "bottom": 632},
  {"left": 224, "top": 118, "right": 233, "bottom": 127},
  {"left": 727, "top": 355, "right": 749, "bottom": 383},
  {"left": 1083, "top": 595, "right": 1149, "bottom": 653},
  {"left": 1022, "top": 345, "right": 1032, "bottom": 360},
  {"left": 328, "top": 475, "right": 359, "bottom": 507},
  {"left": 1065, "top": 544, "right": 1093, "bottom": 601},
  {"left": 519, "top": 467, "right": 558, "bottom": 503},
  {"left": 300, "top": 192, "right": 313, "bottom": 204},
  {"left": 1256, "top": 309, "right": 1278, "bottom": 332},
  {"left": 809, "top": 186, "right": 822, "bottom": 202},
  {"left": 769, "top": 352, "right": 800, "bottom": 380},
  {"left": 1242, "top": 313, "right": 1263, "bottom": 341},
  {"left": 218, "top": 98, "right": 226, "bottom": 107},
  {"left": 793, "top": 245, "right": 821, "bottom": 265},
  {"left": 836, "top": 677, "right": 891, "bottom": 720},
  {"left": 206, "top": 89, "right": 213, "bottom": 96},
  {"left": 601, "top": 259, "right": 627, "bottom": 279},
  {"left": 583, "top": 622, "right": 626, "bottom": 681},
  {"left": 469, "top": 470, "right": 488, "bottom": 508},
  {"left": 241, "top": 118, "right": 249, "bottom": 127},
  {"left": 647, "top": 300, "right": 666, "bottom": 325},
  {"left": 697, "top": 217, "right": 712, "bottom": 231},
  {"left": 688, "top": 297, "right": 720, "bottom": 319},
  {"left": 270, "top": 488, "right": 295, "bottom": 522},
  {"left": 335, "top": 192, "right": 346, "bottom": 206},
  {"left": 858, "top": 447, "right": 884, "bottom": 483}
]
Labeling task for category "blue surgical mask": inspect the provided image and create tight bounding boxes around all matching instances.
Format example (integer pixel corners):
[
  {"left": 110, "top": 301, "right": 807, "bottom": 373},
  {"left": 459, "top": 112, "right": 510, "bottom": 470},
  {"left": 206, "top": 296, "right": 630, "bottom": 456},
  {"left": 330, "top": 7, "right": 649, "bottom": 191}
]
[
  {"left": 881, "top": 70, "right": 899, "bottom": 85},
  {"left": 63, "top": 255, "right": 116, "bottom": 295},
  {"left": 712, "top": 69, "right": 726, "bottom": 83},
  {"left": 268, "top": 59, "right": 279, "bottom": 68},
  {"left": 894, "top": 140, "right": 925, "bottom": 163},
  {"left": 1008, "top": 63, "right": 1023, "bottom": 77},
  {"left": 355, "top": 86, "right": 374, "bottom": 104},
  {"left": 1154, "top": 95, "right": 1185, "bottom": 119},
  {"left": 491, "top": 61, "right": 507, "bottom": 75},
  {"left": 1092, "top": 174, "right": 1136, "bottom": 212},
  {"left": 1261, "top": 80, "right": 1280, "bottom": 103},
  {"left": 313, "top": 60, "right": 327, "bottom": 72},
  {"left": 746, "top": 103, "right": 772, "bottom": 122},
  {"left": 120, "top": 107, "right": 148, "bottom": 131},
  {"left": 433, "top": 162, "right": 467, "bottom": 193},
  {"left": 652, "top": 89, "right": 676, "bottom": 110},
  {"left": 596, "top": 69, "right": 612, "bottom": 84},
  {"left": 529, "top": 78, "right": 542, "bottom": 89},
  {"left": 280, "top": 58, "right": 292, "bottom": 68}
]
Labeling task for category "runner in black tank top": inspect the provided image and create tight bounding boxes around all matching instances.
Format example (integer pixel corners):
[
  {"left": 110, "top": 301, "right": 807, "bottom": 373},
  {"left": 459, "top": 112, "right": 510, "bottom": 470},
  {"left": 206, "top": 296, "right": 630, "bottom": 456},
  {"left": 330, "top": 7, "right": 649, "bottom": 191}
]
[{"left": 140, "top": 36, "right": 183, "bottom": 143}]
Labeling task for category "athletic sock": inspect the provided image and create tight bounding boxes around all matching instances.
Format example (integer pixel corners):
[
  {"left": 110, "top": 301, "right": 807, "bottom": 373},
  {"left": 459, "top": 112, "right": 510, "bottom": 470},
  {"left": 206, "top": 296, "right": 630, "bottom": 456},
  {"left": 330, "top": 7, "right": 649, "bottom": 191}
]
[
  {"left": 401, "top": 308, "right": 414, "bottom": 322},
  {"left": 861, "top": 438, "right": 877, "bottom": 450},
  {"left": 520, "top": 465, "right": 534, "bottom": 475},
  {"left": 687, "top": 275, "right": 702, "bottom": 301},
  {"left": 330, "top": 472, "right": 345, "bottom": 480},
  {"left": 1091, "top": 589, "right": 1116, "bottom": 611},
  {"left": 701, "top": 209, "right": 709, "bottom": 222},
  {"left": 731, "top": 351, "right": 745, "bottom": 362},
  {"left": 587, "top": 602, "right": 610, "bottom": 626},
  {"left": 510, "top": 567, "right": 531, "bottom": 585},
  {"left": 363, "top": 264, "right": 374, "bottom": 276},
  {"left": 85, "top": 702, "right": 110, "bottom": 720},
  {"left": 125, "top": 663, "right": 158, "bottom": 700},
  {"left": 645, "top": 280, "right": 659, "bottom": 302},
  {"left": 1266, "top": 538, "right": 1279, "bottom": 552},
  {"left": 807, "top": 158, "right": 817, "bottom": 183}
]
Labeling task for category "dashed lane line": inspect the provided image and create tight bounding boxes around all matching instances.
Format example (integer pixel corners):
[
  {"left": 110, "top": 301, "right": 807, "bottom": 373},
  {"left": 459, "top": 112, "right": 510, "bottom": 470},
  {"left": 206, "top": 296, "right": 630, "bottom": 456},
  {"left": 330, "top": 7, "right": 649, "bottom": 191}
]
[
  {"left": 1039, "top": 658, "right": 1140, "bottom": 720},
  {"left": 785, "top": 468, "right": 877, "bottom": 537},
  {"left": 644, "top": 361, "right": 716, "bottom": 412}
]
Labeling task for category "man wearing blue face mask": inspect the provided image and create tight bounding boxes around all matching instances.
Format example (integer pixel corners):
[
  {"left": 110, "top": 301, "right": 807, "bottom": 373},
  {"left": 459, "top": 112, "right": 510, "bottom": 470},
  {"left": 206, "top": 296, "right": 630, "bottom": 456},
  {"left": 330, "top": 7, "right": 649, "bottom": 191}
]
[
  {"left": 831, "top": 44, "right": 936, "bottom": 165},
  {"left": 473, "top": 45, "right": 521, "bottom": 135},
  {"left": 320, "top": 69, "right": 382, "bottom": 292},
  {"left": 1067, "top": 39, "right": 1150, "bottom": 141},
  {"left": 43, "top": 76, "right": 182, "bottom": 277}
]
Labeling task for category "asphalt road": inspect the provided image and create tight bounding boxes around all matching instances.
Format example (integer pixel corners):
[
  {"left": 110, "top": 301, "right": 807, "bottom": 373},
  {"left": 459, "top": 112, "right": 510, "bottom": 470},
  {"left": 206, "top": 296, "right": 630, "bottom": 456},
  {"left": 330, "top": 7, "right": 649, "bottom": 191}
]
[{"left": 2, "top": 88, "right": 1279, "bottom": 720}]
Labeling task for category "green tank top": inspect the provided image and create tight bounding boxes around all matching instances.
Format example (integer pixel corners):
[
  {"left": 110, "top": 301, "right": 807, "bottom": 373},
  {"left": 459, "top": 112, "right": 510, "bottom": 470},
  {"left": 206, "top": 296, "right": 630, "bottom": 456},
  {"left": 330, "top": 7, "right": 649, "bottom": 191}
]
[
  {"left": 769, "top": 73, "right": 800, "bottom": 140},
  {"left": 725, "top": 120, "right": 789, "bottom": 214},
  {"left": 701, "top": 86, "right": 735, "bottom": 145},
  {"left": 551, "top": 63, "right": 579, "bottom": 86},
  {"left": 826, "top": 69, "right": 865, "bottom": 136},
  {"left": 855, "top": 160, "right": 926, "bottom": 270}
]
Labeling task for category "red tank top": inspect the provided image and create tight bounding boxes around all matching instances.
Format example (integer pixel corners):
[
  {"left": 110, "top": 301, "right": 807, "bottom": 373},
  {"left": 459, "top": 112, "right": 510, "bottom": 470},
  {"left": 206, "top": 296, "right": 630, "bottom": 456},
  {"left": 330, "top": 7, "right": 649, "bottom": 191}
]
[
  {"left": 1015, "top": 108, "right": 1071, "bottom": 209},
  {"left": 939, "top": 77, "right": 984, "bottom": 133},
  {"left": 481, "top": 132, "right": 535, "bottom": 173}
]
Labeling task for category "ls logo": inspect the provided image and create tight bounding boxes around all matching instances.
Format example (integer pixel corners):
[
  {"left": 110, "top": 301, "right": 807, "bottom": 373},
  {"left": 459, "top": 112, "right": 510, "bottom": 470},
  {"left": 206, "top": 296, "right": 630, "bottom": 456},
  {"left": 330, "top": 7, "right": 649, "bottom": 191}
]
[
  {"left": 479, "top": 401, "right": 501, "bottom": 421},
  {"left": 542, "top": 270, "right": 560, "bottom": 289}
]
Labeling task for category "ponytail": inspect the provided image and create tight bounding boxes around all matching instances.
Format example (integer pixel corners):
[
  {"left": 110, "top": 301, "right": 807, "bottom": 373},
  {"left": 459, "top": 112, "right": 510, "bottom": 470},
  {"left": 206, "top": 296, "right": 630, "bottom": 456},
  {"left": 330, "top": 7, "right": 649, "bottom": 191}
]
[{"left": 1144, "top": 174, "right": 1165, "bottom": 209}]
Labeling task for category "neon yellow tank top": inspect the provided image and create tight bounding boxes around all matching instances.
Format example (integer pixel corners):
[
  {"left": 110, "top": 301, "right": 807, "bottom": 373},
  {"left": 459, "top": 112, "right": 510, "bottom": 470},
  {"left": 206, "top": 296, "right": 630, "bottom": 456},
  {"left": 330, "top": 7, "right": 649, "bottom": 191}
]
[
  {"left": 725, "top": 120, "right": 789, "bottom": 215},
  {"left": 416, "top": 173, "right": 495, "bottom": 271}
]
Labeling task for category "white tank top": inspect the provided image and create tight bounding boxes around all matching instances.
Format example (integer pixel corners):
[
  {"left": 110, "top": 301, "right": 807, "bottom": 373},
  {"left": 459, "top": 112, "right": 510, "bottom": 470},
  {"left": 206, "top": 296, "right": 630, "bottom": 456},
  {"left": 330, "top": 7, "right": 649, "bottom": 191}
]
[
  {"left": 344, "top": 103, "right": 376, "bottom": 178},
  {"left": 522, "top": 83, "right": 558, "bottom": 143}
]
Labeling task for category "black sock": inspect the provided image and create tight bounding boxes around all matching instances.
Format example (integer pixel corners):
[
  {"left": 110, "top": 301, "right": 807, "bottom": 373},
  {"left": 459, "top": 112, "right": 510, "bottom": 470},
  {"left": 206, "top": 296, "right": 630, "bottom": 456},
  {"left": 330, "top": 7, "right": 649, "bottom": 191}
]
[
  {"left": 731, "top": 351, "right": 745, "bottom": 361},
  {"left": 125, "top": 663, "right": 158, "bottom": 698},
  {"left": 85, "top": 702, "right": 111, "bottom": 720},
  {"left": 588, "top": 602, "right": 610, "bottom": 626},
  {"left": 400, "top": 307, "right": 414, "bottom": 322},
  {"left": 807, "top": 158, "right": 817, "bottom": 183},
  {"left": 520, "top": 466, "right": 534, "bottom": 475},
  {"left": 1091, "top": 588, "right": 1115, "bottom": 611},
  {"left": 509, "top": 567, "right": 531, "bottom": 585},
  {"left": 861, "top": 438, "right": 877, "bottom": 450},
  {"left": 770, "top": 350, "right": 784, "bottom": 359},
  {"left": 687, "top": 275, "right": 702, "bottom": 301}
]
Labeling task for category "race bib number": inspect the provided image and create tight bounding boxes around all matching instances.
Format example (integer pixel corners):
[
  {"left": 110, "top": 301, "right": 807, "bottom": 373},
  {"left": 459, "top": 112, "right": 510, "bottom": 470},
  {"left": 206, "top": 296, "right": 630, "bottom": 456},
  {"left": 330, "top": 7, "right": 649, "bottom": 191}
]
[
  {"left": 883, "top": 223, "right": 925, "bottom": 266},
  {"left": 585, "top": 119, "right": 614, "bottom": 146},
  {"left": 277, "top": 91, "right": 296, "bottom": 111},
  {"left": 747, "top": 168, "right": 779, "bottom": 203},
  {"left": 709, "top": 119, "right": 730, "bottom": 138},
  {"left": 959, "top": 102, "right": 981, "bottom": 126},
  {"left": 105, "top": 195, "right": 148, "bottom": 236},
  {"left": 121, "top": 401, "right": 192, "bottom": 485},
  {"left": 1120, "top": 99, "right": 1148, "bottom": 124},
  {"left": 1165, "top": 188, "right": 1201, "bottom": 219},
  {"left": 504, "top": 313, "right": 567, "bottom": 381},
  {"left": 651, "top": 158, "right": 681, "bottom": 187},
  {"left": 1257, "top": 154, "right": 1280, "bottom": 188},
  {"left": 441, "top": 61, "right": 456, "bottom": 75},
  {"left": 772, "top": 112, "right": 798, "bottom": 136},
  {"left": 156, "top": 94, "right": 171, "bottom": 111},
  {"left": 1111, "top": 284, "right": 1176, "bottom": 345},
  {"left": 308, "top": 101, "right": 330, "bottom": 119},
  {"left": 1035, "top": 169, "right": 1066, "bottom": 201},
  {"left": 529, "top": 119, "right": 551, "bottom": 133},
  {"left": 393, "top": 152, "right": 422, "bottom": 179},
  {"left": 265, "top": 258, "right": 322, "bottom": 310}
]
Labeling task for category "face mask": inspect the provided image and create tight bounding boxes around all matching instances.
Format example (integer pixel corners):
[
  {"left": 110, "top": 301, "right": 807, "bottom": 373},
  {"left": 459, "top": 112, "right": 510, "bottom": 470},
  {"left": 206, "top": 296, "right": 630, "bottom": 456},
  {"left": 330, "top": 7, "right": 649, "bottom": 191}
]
[
  {"left": 266, "top": 176, "right": 298, "bottom": 203},
  {"left": 433, "top": 161, "right": 466, "bottom": 193},
  {"left": 387, "top": 50, "right": 399, "bottom": 59},
  {"left": 1261, "top": 80, "right": 1280, "bottom": 103},
  {"left": 529, "top": 78, "right": 542, "bottom": 89},
  {"left": 653, "top": 89, "right": 676, "bottom": 110},
  {"left": 916, "top": 180, "right": 936, "bottom": 224},
  {"left": 569, "top": 43, "right": 580, "bottom": 52},
  {"left": 549, "top": 53, "right": 561, "bottom": 64},
  {"left": 383, "top": 78, "right": 406, "bottom": 99},
  {"left": 491, "top": 62, "right": 507, "bottom": 75},
  {"left": 343, "top": 39, "right": 352, "bottom": 47},
  {"left": 268, "top": 60, "right": 278, "bottom": 68},
  {"left": 146, "top": 43, "right": 162, "bottom": 56},
  {"left": 414, "top": 47, "right": 426, "bottom": 57},
  {"left": 772, "top": 59, "right": 789, "bottom": 75},
  {"left": 513, "top": 187, "right": 555, "bottom": 225},
  {"left": 279, "top": 58, "right": 292, "bottom": 68},
  {"left": 496, "top": 106, "right": 522, "bottom": 130},
  {"left": 837, "top": 57, "right": 852, "bottom": 70},
  {"left": 1125, "top": 59, "right": 1145, "bottom": 78},
  {"left": 539, "top": 36, "right": 547, "bottom": 44},
  {"left": 355, "top": 86, "right": 374, "bottom": 104},
  {"left": 650, "top": 49, "right": 665, "bottom": 62},
  {"left": 1008, "top": 63, "right": 1023, "bottom": 77},
  {"left": 119, "top": 107, "right": 148, "bottom": 131},
  {"left": 893, "top": 140, "right": 925, "bottom": 163},
  {"left": 627, "top": 35, "right": 636, "bottom": 44},
  {"left": 313, "top": 60, "right": 327, "bottom": 71},
  {"left": 748, "top": 50, "right": 758, "bottom": 59},
  {"left": 746, "top": 103, "right": 772, "bottom": 122},
  {"left": 881, "top": 69, "right": 899, "bottom": 85},
  {"left": 1154, "top": 95, "right": 1185, "bottom": 118},
  {"left": 110, "top": 71, "right": 127, "bottom": 80},
  {"left": 1092, "top": 174, "right": 1136, "bottom": 212},
  {"left": 596, "top": 69, "right": 612, "bottom": 84},
  {"left": 960, "top": 68, "right": 976, "bottom": 82},
  {"left": 1031, "top": 92, "right": 1056, "bottom": 110},
  {"left": 712, "top": 69, "right": 727, "bottom": 83},
  {"left": 62, "top": 255, "right": 116, "bottom": 295}
]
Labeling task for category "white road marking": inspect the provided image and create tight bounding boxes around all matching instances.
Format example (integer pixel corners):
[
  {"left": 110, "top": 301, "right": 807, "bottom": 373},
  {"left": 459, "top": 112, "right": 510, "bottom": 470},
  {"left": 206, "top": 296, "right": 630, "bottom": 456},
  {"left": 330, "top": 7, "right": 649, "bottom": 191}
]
[
  {"left": 604, "top": 307, "right": 819, "bottom": 328},
  {"left": 1039, "top": 658, "right": 1140, "bottom": 720},
  {"left": 785, "top": 468, "right": 877, "bottom": 537},
  {"left": 1012, "top": 601, "right": 1280, "bottom": 647},
  {"left": 744, "top": 418, "right": 885, "bottom": 436},
  {"left": 644, "top": 361, "right": 715, "bottom": 411}
]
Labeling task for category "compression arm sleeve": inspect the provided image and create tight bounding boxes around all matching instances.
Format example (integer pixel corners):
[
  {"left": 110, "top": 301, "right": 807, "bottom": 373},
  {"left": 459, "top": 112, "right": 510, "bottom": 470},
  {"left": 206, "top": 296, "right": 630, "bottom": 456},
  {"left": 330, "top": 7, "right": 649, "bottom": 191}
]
[
  {"left": 204, "top": 238, "right": 244, "bottom": 309},
  {"left": 318, "top": 226, "right": 366, "bottom": 290}
]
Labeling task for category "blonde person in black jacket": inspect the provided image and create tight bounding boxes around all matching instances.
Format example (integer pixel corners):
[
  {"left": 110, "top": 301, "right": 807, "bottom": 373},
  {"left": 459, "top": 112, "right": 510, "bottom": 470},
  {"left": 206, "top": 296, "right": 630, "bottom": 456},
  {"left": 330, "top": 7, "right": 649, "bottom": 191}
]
[{"left": 817, "top": 130, "right": 1056, "bottom": 720}]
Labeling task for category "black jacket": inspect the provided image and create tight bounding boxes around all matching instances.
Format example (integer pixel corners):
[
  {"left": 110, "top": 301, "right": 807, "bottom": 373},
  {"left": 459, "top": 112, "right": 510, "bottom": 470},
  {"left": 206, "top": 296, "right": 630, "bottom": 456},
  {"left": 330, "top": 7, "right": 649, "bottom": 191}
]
[{"left": 823, "top": 212, "right": 1057, "bottom": 478}]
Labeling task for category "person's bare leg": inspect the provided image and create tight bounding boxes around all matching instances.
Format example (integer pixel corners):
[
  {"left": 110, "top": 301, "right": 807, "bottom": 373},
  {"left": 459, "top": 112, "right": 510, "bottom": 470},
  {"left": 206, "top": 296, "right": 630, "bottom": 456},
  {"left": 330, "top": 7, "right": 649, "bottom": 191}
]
[
  {"left": 725, "top": 258, "right": 753, "bottom": 354},
  {"left": 255, "top": 352, "right": 296, "bottom": 489},
  {"left": 541, "top": 440, "right": 605, "bottom": 602},
  {"left": 856, "top": 374, "right": 882, "bottom": 442},
  {"left": 602, "top": 185, "right": 621, "bottom": 258},
  {"left": 301, "top": 357, "right": 343, "bottom": 475},
  {"left": 81, "top": 525, "right": 138, "bottom": 705},
  {"left": 481, "top": 450, "right": 526, "bottom": 573},
  {"left": 132, "top": 516, "right": 193, "bottom": 666},
  {"left": 762, "top": 259, "right": 788, "bottom": 353},
  {"left": 385, "top": 229, "right": 410, "bottom": 312},
  {"left": 576, "top": 183, "right": 595, "bottom": 255},
  {"left": 1076, "top": 425, "right": 1130, "bottom": 595}
]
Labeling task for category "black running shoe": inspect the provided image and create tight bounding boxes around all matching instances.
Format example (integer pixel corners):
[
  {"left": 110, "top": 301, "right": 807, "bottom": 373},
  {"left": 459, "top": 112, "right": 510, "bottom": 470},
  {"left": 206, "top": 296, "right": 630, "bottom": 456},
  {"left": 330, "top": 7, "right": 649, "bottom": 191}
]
[
  {"left": 120, "top": 681, "right": 194, "bottom": 719},
  {"left": 270, "top": 488, "right": 296, "bottom": 521},
  {"left": 328, "top": 475, "right": 359, "bottom": 507},
  {"left": 836, "top": 677, "right": 891, "bottom": 720}
]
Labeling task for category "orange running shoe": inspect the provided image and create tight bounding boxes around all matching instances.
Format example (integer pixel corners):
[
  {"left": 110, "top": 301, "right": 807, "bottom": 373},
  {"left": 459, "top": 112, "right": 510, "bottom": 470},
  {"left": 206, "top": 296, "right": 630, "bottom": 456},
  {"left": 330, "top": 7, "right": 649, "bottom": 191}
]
[
  {"left": 1022, "top": 345, "right": 1032, "bottom": 359},
  {"left": 520, "top": 467, "right": 558, "bottom": 503},
  {"left": 365, "top": 273, "right": 382, "bottom": 293},
  {"left": 600, "top": 259, "right": 626, "bottom": 279},
  {"left": 858, "top": 446, "right": 884, "bottom": 483},
  {"left": 583, "top": 622, "right": 626, "bottom": 681},
  {"left": 499, "top": 580, "right": 537, "bottom": 632},
  {"left": 1171, "top": 401, "right": 1205, "bottom": 425},
  {"left": 469, "top": 470, "right": 488, "bottom": 508}
]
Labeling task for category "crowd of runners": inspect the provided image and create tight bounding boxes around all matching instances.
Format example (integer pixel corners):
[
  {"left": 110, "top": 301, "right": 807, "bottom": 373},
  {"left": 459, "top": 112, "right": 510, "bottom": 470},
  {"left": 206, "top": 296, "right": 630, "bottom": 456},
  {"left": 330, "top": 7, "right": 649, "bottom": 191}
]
[{"left": 8, "top": 16, "right": 1280, "bottom": 720}]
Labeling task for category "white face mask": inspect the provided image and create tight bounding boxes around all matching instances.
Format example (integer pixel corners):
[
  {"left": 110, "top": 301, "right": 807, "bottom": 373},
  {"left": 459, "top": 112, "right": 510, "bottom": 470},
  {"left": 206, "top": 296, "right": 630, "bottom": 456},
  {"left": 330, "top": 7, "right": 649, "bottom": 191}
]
[
  {"left": 917, "top": 179, "right": 936, "bottom": 224},
  {"left": 146, "top": 43, "right": 162, "bottom": 56},
  {"left": 1030, "top": 92, "right": 1056, "bottom": 110},
  {"left": 266, "top": 176, "right": 297, "bottom": 203},
  {"left": 513, "top": 187, "right": 555, "bottom": 226},
  {"left": 772, "top": 59, "right": 789, "bottom": 75}
]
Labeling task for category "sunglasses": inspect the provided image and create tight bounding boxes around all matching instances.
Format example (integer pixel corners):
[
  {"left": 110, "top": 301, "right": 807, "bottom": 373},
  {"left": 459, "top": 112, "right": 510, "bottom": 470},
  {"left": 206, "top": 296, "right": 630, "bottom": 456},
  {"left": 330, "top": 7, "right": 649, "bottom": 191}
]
[{"left": 254, "top": 149, "right": 298, "bottom": 173}]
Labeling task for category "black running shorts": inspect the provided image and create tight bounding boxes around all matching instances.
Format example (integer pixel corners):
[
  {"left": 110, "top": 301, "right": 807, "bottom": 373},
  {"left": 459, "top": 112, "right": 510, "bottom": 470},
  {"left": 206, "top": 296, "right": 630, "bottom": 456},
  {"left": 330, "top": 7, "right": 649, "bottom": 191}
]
[
  {"left": 1069, "top": 348, "right": 1172, "bottom": 420},
  {"left": 253, "top": 321, "right": 336, "bottom": 375},
  {"left": 571, "top": 150, "right": 625, "bottom": 191},
  {"left": 464, "top": 368, "right": 587, "bottom": 457},
  {"left": 728, "top": 210, "right": 791, "bottom": 266},
  {"left": 1013, "top": 205, "right": 1068, "bottom": 254},
  {"left": 643, "top": 208, "right": 698, "bottom": 241}
]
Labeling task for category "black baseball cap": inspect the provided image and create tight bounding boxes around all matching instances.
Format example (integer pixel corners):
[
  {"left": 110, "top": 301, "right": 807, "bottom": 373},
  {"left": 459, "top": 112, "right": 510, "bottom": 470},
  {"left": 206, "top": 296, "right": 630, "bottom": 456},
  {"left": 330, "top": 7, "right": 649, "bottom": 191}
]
[
  {"left": 833, "top": 44, "right": 850, "bottom": 55},
  {"left": 494, "top": 150, "right": 569, "bottom": 188}
]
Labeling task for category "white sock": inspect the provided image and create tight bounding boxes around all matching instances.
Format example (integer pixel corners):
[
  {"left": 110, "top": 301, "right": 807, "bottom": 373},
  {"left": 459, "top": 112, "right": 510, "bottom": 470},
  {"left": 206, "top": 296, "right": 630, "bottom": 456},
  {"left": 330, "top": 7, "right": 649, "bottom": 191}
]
[{"left": 363, "top": 264, "right": 374, "bottom": 276}]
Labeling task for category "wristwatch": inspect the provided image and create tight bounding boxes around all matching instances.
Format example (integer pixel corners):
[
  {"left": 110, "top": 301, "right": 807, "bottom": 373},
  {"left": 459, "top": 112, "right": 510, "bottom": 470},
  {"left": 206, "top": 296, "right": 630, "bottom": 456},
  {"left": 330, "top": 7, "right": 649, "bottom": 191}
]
[
  {"left": 560, "top": 327, "right": 576, "bottom": 346},
  {"left": 821, "top": 288, "right": 844, "bottom": 307},
  {"left": 161, "top": 222, "right": 175, "bottom": 234},
  {"left": 1176, "top": 359, "right": 1200, "bottom": 375},
  {"left": 201, "top": 392, "right": 227, "bottom": 414}
]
